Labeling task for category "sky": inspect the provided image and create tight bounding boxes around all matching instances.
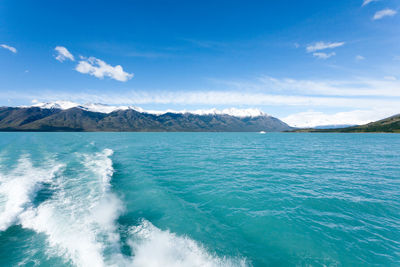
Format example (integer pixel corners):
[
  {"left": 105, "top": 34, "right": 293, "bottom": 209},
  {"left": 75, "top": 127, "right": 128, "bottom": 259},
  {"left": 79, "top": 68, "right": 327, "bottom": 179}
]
[{"left": 0, "top": 0, "right": 399, "bottom": 127}]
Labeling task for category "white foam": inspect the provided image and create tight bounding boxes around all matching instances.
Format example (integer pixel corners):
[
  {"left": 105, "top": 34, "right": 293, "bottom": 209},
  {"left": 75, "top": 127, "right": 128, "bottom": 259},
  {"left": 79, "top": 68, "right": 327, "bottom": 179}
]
[
  {"left": 128, "top": 219, "right": 248, "bottom": 267},
  {"left": 20, "top": 149, "right": 124, "bottom": 267},
  {"left": 0, "top": 156, "right": 63, "bottom": 231},
  {"left": 7, "top": 149, "right": 247, "bottom": 267}
]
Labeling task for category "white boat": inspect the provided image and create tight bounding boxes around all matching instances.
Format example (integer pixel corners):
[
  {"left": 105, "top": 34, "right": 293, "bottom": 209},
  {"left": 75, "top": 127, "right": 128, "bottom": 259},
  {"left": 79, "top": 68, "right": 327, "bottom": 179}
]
[{"left": 259, "top": 131, "right": 266, "bottom": 134}]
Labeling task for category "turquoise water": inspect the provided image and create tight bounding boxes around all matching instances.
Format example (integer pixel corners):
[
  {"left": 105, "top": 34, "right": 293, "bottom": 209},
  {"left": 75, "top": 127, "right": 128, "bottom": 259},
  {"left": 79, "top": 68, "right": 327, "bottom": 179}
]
[{"left": 0, "top": 133, "right": 399, "bottom": 266}]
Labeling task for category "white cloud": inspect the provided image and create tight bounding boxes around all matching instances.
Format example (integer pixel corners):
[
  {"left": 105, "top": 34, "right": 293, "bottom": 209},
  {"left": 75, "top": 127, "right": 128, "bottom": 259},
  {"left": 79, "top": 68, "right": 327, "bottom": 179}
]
[
  {"left": 282, "top": 109, "right": 395, "bottom": 128},
  {"left": 75, "top": 57, "right": 133, "bottom": 82},
  {"left": 0, "top": 44, "right": 17, "bottom": 53},
  {"left": 54, "top": 47, "right": 133, "bottom": 82},
  {"left": 306, "top": 42, "right": 345, "bottom": 53},
  {"left": 373, "top": 9, "right": 397, "bottom": 20},
  {"left": 355, "top": 55, "right": 365, "bottom": 61},
  {"left": 54, "top": 46, "right": 74, "bottom": 62},
  {"left": 362, "top": 0, "right": 378, "bottom": 7},
  {"left": 313, "top": 52, "right": 336, "bottom": 59}
]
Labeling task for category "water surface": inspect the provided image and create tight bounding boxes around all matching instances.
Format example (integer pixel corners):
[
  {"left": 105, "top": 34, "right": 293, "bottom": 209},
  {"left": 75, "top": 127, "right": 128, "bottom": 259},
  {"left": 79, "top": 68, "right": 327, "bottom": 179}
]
[{"left": 0, "top": 133, "right": 399, "bottom": 266}]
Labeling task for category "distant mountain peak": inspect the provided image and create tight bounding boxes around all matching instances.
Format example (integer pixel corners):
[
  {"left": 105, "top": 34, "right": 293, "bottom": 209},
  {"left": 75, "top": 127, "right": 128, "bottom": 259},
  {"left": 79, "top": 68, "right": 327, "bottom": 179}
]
[
  {"left": 24, "top": 101, "right": 268, "bottom": 118},
  {"left": 30, "top": 100, "right": 81, "bottom": 110}
]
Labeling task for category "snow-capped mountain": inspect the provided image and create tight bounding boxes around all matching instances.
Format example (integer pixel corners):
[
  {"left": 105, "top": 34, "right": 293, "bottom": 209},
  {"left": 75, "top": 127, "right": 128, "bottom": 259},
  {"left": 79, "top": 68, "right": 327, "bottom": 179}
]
[
  {"left": 27, "top": 101, "right": 268, "bottom": 118},
  {"left": 3, "top": 102, "right": 291, "bottom": 132},
  {"left": 29, "top": 101, "right": 134, "bottom": 114},
  {"left": 30, "top": 101, "right": 82, "bottom": 110}
]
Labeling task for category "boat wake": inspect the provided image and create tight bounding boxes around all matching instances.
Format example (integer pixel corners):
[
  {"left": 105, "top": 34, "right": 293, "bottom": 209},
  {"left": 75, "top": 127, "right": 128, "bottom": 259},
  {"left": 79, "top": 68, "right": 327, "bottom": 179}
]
[
  {"left": 0, "top": 155, "right": 63, "bottom": 231},
  {"left": 0, "top": 149, "right": 247, "bottom": 267}
]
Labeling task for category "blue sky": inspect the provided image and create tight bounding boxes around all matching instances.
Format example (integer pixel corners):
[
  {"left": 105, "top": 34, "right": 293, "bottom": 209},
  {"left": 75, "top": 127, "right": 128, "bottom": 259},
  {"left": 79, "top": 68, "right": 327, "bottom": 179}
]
[{"left": 0, "top": 0, "right": 399, "bottom": 126}]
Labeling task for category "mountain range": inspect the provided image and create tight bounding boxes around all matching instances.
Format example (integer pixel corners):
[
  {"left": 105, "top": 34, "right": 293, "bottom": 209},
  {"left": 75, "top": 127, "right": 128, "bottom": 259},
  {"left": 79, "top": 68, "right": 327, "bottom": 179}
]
[{"left": 0, "top": 102, "right": 291, "bottom": 132}]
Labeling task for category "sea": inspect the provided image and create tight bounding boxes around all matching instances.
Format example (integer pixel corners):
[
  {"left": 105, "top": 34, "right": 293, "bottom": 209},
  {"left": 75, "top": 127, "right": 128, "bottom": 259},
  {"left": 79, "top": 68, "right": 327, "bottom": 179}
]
[{"left": 0, "top": 132, "right": 399, "bottom": 266}]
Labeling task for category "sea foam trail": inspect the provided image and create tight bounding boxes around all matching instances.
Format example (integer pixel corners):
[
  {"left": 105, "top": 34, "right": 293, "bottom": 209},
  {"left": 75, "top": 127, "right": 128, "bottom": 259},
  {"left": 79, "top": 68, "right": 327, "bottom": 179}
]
[
  {"left": 20, "top": 149, "right": 124, "bottom": 267},
  {"left": 12, "top": 148, "right": 246, "bottom": 267},
  {"left": 129, "top": 219, "right": 248, "bottom": 267},
  {"left": 0, "top": 156, "right": 63, "bottom": 231}
]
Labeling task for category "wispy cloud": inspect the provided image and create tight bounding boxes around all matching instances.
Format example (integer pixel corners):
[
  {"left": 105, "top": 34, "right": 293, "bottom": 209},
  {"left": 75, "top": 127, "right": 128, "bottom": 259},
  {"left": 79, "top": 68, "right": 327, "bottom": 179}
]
[
  {"left": 282, "top": 109, "right": 395, "bottom": 128},
  {"left": 214, "top": 75, "right": 400, "bottom": 97},
  {"left": 373, "top": 9, "right": 397, "bottom": 20},
  {"left": 5, "top": 90, "right": 400, "bottom": 113},
  {"left": 6, "top": 73, "right": 400, "bottom": 108},
  {"left": 313, "top": 52, "right": 336, "bottom": 59},
  {"left": 75, "top": 57, "right": 133, "bottom": 82},
  {"left": 54, "top": 46, "right": 74, "bottom": 62},
  {"left": 0, "top": 44, "right": 17, "bottom": 53},
  {"left": 306, "top": 42, "right": 345, "bottom": 53},
  {"left": 362, "top": 0, "right": 378, "bottom": 7},
  {"left": 355, "top": 55, "right": 365, "bottom": 61}
]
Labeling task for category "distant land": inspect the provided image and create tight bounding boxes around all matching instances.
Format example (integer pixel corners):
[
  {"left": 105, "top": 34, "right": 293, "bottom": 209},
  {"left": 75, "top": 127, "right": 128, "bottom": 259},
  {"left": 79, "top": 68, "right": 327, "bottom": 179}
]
[
  {"left": 293, "top": 114, "right": 400, "bottom": 133},
  {"left": 0, "top": 102, "right": 291, "bottom": 132},
  {"left": 1, "top": 101, "right": 399, "bottom": 133},
  {"left": 313, "top": 124, "right": 358, "bottom": 129}
]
